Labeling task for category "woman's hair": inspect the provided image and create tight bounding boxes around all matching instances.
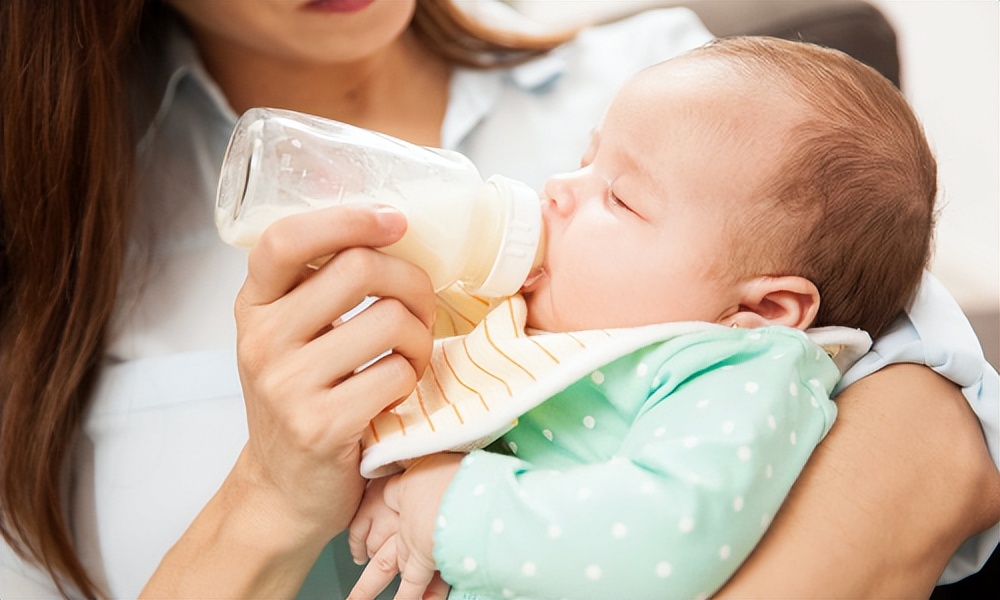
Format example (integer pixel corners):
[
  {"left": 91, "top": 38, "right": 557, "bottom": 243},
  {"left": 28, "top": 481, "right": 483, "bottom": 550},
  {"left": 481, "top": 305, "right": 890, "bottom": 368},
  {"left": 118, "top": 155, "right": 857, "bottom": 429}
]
[
  {"left": 707, "top": 36, "right": 936, "bottom": 338},
  {"left": 0, "top": 1, "right": 573, "bottom": 596},
  {"left": 1, "top": 1, "right": 145, "bottom": 596},
  {"left": 414, "top": 0, "right": 577, "bottom": 67}
]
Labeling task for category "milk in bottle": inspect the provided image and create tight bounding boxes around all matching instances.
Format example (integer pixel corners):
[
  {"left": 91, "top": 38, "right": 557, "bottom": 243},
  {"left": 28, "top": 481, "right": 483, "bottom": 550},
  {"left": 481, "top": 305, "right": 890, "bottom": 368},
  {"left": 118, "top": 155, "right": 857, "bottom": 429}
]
[{"left": 216, "top": 108, "right": 544, "bottom": 297}]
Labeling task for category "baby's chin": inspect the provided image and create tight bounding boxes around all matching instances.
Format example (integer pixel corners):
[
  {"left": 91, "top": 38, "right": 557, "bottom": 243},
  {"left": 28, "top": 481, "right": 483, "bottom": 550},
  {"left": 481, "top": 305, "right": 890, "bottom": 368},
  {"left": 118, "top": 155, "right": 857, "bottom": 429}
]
[
  {"left": 521, "top": 292, "right": 555, "bottom": 332},
  {"left": 524, "top": 310, "right": 553, "bottom": 333},
  {"left": 523, "top": 303, "right": 575, "bottom": 334}
]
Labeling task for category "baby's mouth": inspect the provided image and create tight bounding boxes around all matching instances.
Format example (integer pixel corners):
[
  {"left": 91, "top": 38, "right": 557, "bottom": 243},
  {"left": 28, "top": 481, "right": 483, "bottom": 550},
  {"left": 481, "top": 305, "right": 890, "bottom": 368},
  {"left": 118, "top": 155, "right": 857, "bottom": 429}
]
[{"left": 520, "top": 267, "right": 547, "bottom": 293}]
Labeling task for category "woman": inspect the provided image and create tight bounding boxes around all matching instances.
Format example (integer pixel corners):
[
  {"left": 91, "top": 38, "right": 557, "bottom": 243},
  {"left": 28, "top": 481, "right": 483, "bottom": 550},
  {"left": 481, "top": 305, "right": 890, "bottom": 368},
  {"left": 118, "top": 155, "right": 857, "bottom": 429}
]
[{"left": 1, "top": 1, "right": 996, "bottom": 597}]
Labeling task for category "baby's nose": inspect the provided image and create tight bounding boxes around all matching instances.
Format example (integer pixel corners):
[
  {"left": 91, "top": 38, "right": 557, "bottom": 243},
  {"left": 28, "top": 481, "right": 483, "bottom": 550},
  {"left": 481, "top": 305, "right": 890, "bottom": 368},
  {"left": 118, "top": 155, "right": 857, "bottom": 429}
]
[{"left": 543, "top": 173, "right": 578, "bottom": 218}]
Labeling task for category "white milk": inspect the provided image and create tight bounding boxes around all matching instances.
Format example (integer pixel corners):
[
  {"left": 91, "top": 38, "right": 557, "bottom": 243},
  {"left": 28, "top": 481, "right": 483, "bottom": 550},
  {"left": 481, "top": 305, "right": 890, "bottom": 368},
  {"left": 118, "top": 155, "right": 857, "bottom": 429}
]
[{"left": 216, "top": 108, "right": 543, "bottom": 297}]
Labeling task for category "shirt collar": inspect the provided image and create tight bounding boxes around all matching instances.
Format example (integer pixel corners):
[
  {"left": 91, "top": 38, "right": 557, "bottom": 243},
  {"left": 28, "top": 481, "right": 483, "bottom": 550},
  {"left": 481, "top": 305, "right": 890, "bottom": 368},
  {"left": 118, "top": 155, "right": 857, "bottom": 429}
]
[
  {"left": 138, "top": 17, "right": 569, "bottom": 152},
  {"left": 509, "top": 46, "right": 568, "bottom": 89},
  {"left": 442, "top": 47, "right": 567, "bottom": 150},
  {"left": 136, "top": 18, "right": 238, "bottom": 152}
]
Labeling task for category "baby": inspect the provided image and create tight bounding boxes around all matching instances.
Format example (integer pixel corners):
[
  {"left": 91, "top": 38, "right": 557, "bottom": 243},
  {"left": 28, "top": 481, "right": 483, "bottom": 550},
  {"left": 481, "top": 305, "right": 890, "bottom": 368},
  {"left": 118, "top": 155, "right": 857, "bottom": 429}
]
[{"left": 349, "top": 35, "right": 935, "bottom": 600}]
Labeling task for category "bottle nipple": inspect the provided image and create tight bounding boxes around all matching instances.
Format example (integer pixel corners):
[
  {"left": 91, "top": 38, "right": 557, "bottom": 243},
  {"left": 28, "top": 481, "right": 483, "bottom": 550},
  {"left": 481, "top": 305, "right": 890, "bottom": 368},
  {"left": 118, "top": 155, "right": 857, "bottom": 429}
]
[{"left": 474, "top": 175, "right": 545, "bottom": 297}]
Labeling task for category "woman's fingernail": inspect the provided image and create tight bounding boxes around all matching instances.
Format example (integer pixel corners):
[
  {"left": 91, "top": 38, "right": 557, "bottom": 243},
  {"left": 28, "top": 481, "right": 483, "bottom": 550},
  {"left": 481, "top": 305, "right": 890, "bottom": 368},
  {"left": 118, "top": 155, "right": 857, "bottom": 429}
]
[{"left": 373, "top": 205, "right": 406, "bottom": 234}]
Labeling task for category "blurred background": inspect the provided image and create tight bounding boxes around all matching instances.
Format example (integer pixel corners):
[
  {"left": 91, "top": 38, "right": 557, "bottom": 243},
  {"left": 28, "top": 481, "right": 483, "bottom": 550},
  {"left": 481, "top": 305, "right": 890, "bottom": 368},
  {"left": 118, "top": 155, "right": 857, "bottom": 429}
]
[
  {"left": 877, "top": 0, "right": 998, "bottom": 370},
  {"left": 502, "top": 0, "right": 999, "bottom": 369}
]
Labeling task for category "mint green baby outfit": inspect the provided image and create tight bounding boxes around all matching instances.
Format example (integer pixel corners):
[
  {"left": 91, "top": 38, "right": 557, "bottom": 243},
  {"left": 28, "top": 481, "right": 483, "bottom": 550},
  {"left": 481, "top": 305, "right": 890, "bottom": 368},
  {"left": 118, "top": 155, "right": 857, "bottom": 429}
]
[{"left": 435, "top": 326, "right": 840, "bottom": 599}]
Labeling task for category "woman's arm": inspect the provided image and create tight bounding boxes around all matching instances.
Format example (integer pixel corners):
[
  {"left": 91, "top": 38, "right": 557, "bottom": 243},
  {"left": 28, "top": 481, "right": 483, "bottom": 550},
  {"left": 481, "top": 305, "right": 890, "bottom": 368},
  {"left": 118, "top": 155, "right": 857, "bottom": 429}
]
[
  {"left": 142, "top": 205, "right": 436, "bottom": 597},
  {"left": 716, "top": 363, "right": 1000, "bottom": 598}
]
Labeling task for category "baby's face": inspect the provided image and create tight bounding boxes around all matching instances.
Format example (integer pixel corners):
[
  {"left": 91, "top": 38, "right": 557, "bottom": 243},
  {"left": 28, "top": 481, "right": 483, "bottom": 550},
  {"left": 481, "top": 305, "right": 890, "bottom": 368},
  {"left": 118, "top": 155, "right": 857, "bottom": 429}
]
[{"left": 523, "top": 57, "right": 801, "bottom": 332}]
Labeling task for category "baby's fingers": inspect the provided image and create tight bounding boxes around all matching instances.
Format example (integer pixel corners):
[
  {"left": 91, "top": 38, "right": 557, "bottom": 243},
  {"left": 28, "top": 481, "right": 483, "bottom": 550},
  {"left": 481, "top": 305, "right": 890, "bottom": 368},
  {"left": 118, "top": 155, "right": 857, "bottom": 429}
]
[
  {"left": 421, "top": 573, "right": 451, "bottom": 600},
  {"left": 349, "top": 478, "right": 400, "bottom": 565},
  {"left": 347, "top": 514, "right": 373, "bottom": 566},
  {"left": 349, "top": 538, "right": 400, "bottom": 600},
  {"left": 394, "top": 559, "right": 437, "bottom": 600}
]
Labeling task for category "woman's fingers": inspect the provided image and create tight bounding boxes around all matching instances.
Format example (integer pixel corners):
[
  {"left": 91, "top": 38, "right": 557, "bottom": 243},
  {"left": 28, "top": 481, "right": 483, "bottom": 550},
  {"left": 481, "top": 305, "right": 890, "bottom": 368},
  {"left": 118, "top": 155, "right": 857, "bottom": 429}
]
[
  {"left": 229, "top": 202, "right": 437, "bottom": 545},
  {"left": 263, "top": 245, "right": 437, "bottom": 344},
  {"left": 242, "top": 204, "right": 408, "bottom": 306},
  {"left": 306, "top": 297, "right": 434, "bottom": 383},
  {"left": 235, "top": 209, "right": 436, "bottom": 427},
  {"left": 237, "top": 242, "right": 437, "bottom": 389},
  {"left": 242, "top": 296, "right": 431, "bottom": 399},
  {"left": 322, "top": 351, "right": 424, "bottom": 436}
]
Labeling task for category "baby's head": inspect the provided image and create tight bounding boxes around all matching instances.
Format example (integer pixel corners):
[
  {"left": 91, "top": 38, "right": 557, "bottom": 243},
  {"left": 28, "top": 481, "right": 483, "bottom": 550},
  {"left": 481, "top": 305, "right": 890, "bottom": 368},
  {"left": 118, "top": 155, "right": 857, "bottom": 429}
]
[{"left": 524, "top": 36, "right": 934, "bottom": 339}]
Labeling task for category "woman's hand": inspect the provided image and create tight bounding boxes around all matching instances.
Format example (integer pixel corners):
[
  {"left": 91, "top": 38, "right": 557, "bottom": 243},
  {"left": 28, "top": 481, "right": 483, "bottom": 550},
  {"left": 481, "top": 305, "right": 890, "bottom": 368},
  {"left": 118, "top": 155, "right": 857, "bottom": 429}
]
[
  {"left": 235, "top": 204, "right": 435, "bottom": 540},
  {"left": 143, "top": 205, "right": 436, "bottom": 598},
  {"left": 715, "top": 363, "right": 1000, "bottom": 598}
]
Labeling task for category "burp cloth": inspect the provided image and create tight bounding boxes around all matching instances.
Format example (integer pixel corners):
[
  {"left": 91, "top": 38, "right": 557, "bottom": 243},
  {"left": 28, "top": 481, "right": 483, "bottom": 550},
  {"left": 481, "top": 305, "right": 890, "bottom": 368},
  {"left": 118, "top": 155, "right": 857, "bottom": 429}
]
[{"left": 359, "top": 294, "right": 871, "bottom": 478}]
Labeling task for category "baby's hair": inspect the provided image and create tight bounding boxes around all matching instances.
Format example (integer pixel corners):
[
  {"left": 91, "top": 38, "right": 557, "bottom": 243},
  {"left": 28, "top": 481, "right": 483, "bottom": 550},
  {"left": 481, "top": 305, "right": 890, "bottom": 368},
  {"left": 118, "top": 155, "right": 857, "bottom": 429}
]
[{"left": 697, "top": 36, "right": 936, "bottom": 338}]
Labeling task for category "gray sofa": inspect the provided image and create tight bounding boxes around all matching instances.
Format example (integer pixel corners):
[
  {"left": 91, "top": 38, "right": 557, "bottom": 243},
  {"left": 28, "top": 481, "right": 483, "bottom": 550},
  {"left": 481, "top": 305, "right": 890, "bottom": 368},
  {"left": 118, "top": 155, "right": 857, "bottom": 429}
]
[{"left": 670, "top": 0, "right": 899, "bottom": 86}]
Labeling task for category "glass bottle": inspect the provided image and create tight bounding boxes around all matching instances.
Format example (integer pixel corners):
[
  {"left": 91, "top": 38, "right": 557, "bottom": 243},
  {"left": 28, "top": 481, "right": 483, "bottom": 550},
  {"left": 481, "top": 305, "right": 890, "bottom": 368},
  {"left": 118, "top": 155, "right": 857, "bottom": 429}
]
[{"left": 216, "top": 107, "right": 544, "bottom": 297}]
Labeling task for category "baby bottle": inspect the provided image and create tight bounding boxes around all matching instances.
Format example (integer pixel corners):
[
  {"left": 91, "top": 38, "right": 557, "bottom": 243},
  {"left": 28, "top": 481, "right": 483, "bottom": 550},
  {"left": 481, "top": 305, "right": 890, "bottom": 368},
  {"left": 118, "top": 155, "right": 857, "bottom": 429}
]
[{"left": 216, "top": 107, "right": 544, "bottom": 297}]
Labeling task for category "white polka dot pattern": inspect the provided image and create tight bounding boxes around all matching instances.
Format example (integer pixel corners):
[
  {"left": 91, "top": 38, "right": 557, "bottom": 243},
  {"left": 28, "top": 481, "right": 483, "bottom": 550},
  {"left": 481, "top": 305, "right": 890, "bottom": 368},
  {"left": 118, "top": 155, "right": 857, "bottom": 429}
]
[{"left": 427, "top": 312, "right": 846, "bottom": 598}]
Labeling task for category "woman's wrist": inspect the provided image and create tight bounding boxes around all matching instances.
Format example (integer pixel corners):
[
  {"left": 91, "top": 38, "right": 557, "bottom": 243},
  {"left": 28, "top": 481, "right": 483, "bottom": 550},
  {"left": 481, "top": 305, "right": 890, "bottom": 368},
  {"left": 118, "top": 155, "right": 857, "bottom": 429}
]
[{"left": 141, "top": 449, "right": 337, "bottom": 598}]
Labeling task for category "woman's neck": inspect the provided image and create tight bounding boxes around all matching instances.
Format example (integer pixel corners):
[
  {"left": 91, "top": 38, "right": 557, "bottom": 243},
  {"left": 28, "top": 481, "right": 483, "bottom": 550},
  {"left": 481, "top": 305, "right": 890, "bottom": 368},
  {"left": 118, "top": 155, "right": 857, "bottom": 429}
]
[{"left": 193, "top": 30, "right": 450, "bottom": 147}]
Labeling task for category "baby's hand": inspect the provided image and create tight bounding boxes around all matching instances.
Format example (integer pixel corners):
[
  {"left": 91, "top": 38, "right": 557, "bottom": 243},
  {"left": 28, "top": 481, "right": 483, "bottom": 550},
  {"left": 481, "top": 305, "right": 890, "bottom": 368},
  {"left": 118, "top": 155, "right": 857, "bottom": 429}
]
[
  {"left": 348, "top": 476, "right": 400, "bottom": 567},
  {"left": 348, "top": 476, "right": 409, "bottom": 599},
  {"left": 349, "top": 454, "right": 464, "bottom": 599}
]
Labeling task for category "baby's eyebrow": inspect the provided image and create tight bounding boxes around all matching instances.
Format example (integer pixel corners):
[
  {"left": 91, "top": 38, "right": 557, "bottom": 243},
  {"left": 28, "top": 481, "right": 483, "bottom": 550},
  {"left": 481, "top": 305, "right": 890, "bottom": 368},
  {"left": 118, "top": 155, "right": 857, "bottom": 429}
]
[{"left": 580, "top": 128, "right": 601, "bottom": 165}]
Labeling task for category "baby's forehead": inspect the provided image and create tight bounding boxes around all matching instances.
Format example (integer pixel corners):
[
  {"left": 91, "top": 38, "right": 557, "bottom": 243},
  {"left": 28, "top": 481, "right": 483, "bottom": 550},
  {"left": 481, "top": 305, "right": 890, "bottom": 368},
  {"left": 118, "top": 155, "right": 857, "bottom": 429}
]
[
  {"left": 632, "top": 52, "right": 786, "bottom": 102},
  {"left": 614, "top": 59, "right": 803, "bottom": 137},
  {"left": 640, "top": 49, "right": 744, "bottom": 80},
  {"left": 600, "top": 59, "right": 807, "bottom": 214}
]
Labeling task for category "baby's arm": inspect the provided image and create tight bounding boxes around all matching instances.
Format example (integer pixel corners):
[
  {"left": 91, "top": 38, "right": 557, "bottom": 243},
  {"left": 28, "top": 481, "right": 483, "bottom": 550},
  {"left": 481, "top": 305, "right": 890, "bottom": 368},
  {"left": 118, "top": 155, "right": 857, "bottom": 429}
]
[{"left": 434, "top": 329, "right": 838, "bottom": 598}]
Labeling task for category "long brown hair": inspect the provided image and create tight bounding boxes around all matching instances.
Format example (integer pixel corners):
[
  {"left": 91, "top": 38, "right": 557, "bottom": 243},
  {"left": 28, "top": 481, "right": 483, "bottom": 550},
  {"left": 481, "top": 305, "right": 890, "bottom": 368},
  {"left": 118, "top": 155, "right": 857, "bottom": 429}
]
[
  {"left": 413, "top": 0, "right": 577, "bottom": 67},
  {"left": 1, "top": 0, "right": 146, "bottom": 596},
  {"left": 0, "top": 1, "right": 573, "bottom": 597}
]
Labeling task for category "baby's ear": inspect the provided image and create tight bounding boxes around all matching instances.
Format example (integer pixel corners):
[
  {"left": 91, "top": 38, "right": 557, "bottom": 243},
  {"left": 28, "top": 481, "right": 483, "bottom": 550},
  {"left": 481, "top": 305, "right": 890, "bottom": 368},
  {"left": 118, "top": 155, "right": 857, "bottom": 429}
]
[{"left": 723, "top": 276, "right": 820, "bottom": 330}]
